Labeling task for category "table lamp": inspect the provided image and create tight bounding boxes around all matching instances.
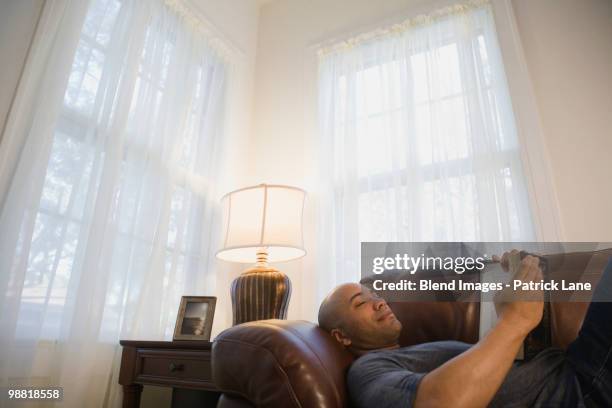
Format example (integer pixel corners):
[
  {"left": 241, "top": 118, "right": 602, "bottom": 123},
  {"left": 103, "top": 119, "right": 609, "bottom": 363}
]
[{"left": 216, "top": 184, "right": 306, "bottom": 325}]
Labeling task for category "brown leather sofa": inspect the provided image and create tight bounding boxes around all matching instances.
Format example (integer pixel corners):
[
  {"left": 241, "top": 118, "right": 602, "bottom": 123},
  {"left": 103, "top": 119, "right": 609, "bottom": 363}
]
[{"left": 212, "top": 249, "right": 611, "bottom": 408}]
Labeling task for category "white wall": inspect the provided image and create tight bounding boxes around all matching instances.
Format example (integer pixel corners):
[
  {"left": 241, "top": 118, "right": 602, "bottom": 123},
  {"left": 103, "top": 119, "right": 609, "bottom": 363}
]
[
  {"left": 511, "top": 0, "right": 612, "bottom": 241},
  {"left": 250, "top": 0, "right": 612, "bottom": 321}
]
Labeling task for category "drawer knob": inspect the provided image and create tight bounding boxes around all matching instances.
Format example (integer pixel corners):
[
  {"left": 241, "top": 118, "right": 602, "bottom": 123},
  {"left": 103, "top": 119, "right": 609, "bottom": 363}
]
[{"left": 168, "top": 362, "right": 184, "bottom": 372}]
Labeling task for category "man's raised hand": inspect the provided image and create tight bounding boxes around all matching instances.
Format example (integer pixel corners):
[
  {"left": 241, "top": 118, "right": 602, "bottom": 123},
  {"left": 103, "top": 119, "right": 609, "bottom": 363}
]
[{"left": 498, "top": 254, "right": 544, "bottom": 335}]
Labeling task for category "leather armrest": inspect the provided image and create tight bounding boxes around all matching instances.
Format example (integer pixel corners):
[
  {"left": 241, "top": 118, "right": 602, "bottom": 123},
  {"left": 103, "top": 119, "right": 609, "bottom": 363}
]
[
  {"left": 212, "top": 319, "right": 354, "bottom": 408},
  {"left": 545, "top": 249, "right": 612, "bottom": 349}
]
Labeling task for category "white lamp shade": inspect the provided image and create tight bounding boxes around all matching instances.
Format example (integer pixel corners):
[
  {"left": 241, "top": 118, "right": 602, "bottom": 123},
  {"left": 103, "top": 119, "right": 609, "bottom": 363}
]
[{"left": 216, "top": 184, "right": 306, "bottom": 263}]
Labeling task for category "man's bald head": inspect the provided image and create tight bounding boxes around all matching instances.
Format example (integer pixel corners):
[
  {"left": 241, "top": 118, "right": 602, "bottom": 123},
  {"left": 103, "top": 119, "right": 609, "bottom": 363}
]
[
  {"left": 318, "top": 283, "right": 360, "bottom": 332},
  {"left": 317, "top": 283, "right": 402, "bottom": 351}
]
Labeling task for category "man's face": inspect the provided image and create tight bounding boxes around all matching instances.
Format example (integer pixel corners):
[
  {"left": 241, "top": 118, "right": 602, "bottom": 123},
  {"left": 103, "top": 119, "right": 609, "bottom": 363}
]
[{"left": 335, "top": 284, "right": 402, "bottom": 349}]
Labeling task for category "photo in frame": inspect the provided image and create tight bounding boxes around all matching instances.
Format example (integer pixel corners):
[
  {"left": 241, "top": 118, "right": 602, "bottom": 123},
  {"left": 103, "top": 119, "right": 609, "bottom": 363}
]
[{"left": 173, "top": 296, "right": 216, "bottom": 341}]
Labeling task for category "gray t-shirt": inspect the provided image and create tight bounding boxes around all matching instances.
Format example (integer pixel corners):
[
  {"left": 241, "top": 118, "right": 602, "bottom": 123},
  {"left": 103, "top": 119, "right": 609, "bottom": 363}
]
[{"left": 347, "top": 341, "right": 584, "bottom": 408}]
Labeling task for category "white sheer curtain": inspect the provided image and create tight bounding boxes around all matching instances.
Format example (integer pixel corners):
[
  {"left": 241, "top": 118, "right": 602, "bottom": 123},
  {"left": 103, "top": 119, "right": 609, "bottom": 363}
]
[
  {"left": 0, "top": 0, "right": 228, "bottom": 406},
  {"left": 317, "top": 1, "right": 536, "bottom": 293}
]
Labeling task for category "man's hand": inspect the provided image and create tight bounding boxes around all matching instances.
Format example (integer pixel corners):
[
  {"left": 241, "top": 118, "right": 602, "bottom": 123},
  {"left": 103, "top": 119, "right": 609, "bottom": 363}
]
[
  {"left": 495, "top": 251, "right": 544, "bottom": 335},
  {"left": 414, "top": 251, "right": 544, "bottom": 408}
]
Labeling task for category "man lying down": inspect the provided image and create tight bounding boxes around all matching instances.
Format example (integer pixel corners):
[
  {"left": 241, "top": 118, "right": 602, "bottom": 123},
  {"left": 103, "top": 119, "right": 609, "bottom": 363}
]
[{"left": 318, "top": 251, "right": 612, "bottom": 408}]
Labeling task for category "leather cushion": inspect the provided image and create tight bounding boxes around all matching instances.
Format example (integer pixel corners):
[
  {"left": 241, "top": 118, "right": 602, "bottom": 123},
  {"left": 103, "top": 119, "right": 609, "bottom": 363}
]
[{"left": 212, "top": 319, "right": 354, "bottom": 408}]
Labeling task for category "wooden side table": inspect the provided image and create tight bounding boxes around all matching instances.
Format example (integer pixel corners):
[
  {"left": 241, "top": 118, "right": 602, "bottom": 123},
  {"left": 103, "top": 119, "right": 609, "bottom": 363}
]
[{"left": 119, "top": 340, "right": 220, "bottom": 408}]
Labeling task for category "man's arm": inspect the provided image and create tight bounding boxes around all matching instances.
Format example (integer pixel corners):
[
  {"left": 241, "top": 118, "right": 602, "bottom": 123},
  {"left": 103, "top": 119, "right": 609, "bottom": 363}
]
[{"left": 414, "top": 255, "right": 543, "bottom": 408}]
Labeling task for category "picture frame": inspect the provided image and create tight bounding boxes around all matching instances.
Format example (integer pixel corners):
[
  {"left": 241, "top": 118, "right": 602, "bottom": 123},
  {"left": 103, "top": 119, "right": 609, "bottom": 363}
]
[{"left": 173, "top": 296, "right": 217, "bottom": 341}]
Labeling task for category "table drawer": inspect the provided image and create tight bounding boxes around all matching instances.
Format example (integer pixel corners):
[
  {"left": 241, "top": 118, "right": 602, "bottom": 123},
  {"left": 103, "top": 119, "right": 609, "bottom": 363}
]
[{"left": 135, "top": 349, "right": 214, "bottom": 389}]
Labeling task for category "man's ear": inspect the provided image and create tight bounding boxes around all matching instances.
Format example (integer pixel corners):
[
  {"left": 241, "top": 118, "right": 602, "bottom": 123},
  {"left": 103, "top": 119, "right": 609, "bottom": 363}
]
[{"left": 330, "top": 328, "right": 351, "bottom": 347}]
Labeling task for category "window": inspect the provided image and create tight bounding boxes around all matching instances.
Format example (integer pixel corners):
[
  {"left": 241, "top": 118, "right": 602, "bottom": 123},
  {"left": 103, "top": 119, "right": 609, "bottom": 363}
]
[
  {"left": 318, "top": 2, "right": 535, "bottom": 279},
  {"left": 16, "top": 0, "right": 227, "bottom": 341}
]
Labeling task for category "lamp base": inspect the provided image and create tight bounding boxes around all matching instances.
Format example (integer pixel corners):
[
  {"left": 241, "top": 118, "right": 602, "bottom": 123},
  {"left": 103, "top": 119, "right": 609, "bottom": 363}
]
[{"left": 230, "top": 267, "right": 292, "bottom": 325}]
